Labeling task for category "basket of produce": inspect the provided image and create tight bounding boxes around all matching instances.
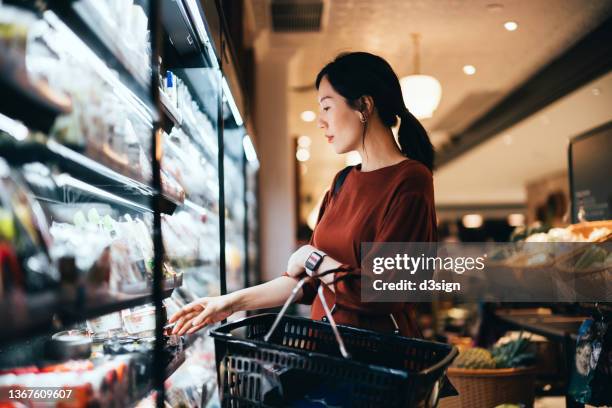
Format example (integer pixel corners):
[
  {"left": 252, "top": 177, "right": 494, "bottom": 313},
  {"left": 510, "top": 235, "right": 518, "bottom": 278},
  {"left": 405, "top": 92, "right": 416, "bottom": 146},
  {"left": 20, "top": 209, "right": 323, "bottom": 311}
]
[
  {"left": 555, "top": 243, "right": 612, "bottom": 301},
  {"left": 505, "top": 226, "right": 610, "bottom": 300},
  {"left": 210, "top": 277, "right": 458, "bottom": 407},
  {"left": 438, "top": 336, "right": 536, "bottom": 408}
]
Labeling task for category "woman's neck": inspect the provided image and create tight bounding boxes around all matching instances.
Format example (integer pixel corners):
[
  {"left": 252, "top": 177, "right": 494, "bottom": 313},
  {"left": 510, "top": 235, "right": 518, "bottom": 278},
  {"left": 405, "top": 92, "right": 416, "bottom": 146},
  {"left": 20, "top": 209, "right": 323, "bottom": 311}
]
[{"left": 356, "top": 121, "right": 406, "bottom": 172}]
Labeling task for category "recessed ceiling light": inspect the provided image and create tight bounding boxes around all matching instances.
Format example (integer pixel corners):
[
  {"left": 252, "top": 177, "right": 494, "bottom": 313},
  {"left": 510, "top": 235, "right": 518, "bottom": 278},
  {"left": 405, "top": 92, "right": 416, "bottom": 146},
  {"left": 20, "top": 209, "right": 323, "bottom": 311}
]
[
  {"left": 507, "top": 213, "right": 525, "bottom": 227},
  {"left": 296, "top": 148, "right": 310, "bottom": 162},
  {"left": 298, "top": 135, "right": 311, "bottom": 147},
  {"left": 300, "top": 110, "right": 316, "bottom": 122},
  {"left": 504, "top": 21, "right": 518, "bottom": 31},
  {"left": 463, "top": 65, "right": 476, "bottom": 75},
  {"left": 462, "top": 214, "right": 483, "bottom": 229}
]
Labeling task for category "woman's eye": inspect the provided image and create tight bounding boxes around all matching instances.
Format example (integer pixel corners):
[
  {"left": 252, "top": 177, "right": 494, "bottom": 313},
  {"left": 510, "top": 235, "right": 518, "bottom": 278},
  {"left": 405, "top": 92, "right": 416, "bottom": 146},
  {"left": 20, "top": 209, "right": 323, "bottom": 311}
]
[{"left": 323, "top": 107, "right": 330, "bottom": 112}]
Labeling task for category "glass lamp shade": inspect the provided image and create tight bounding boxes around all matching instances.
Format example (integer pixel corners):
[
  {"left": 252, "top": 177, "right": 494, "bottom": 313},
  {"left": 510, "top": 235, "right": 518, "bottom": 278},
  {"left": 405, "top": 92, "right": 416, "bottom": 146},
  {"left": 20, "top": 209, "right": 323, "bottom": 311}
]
[{"left": 399, "top": 75, "right": 442, "bottom": 119}]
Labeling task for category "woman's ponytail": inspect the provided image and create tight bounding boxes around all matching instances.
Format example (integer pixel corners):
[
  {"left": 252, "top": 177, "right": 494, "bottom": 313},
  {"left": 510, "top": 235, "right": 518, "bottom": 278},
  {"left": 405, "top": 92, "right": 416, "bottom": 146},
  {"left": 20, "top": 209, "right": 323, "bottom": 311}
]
[{"left": 398, "top": 108, "right": 435, "bottom": 171}]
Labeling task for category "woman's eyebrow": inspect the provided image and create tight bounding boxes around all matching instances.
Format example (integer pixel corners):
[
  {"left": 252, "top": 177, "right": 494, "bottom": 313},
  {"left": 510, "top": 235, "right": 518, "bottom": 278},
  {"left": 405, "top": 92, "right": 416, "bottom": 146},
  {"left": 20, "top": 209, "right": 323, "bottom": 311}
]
[{"left": 318, "top": 96, "right": 332, "bottom": 103}]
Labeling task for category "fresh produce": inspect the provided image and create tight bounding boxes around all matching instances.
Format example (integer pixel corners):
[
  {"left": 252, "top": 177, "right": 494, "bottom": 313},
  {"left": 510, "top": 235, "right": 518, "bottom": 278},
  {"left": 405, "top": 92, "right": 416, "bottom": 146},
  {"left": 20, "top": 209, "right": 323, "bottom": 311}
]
[
  {"left": 452, "top": 347, "right": 496, "bottom": 369},
  {"left": 491, "top": 337, "right": 535, "bottom": 369},
  {"left": 453, "top": 336, "right": 534, "bottom": 369},
  {"left": 573, "top": 245, "right": 609, "bottom": 270}
]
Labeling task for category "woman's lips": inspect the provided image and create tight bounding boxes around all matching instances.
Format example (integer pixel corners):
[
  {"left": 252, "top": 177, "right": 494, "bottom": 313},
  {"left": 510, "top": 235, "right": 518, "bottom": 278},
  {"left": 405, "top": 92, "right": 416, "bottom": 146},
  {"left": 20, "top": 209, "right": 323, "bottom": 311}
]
[{"left": 326, "top": 135, "right": 334, "bottom": 143}]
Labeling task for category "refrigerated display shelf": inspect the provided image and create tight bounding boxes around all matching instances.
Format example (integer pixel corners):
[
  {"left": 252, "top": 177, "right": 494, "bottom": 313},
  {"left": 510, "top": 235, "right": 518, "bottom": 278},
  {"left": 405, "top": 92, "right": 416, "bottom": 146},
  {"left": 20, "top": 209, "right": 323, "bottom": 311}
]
[
  {"left": 46, "top": 0, "right": 153, "bottom": 109},
  {"left": 0, "top": 140, "right": 181, "bottom": 213},
  {"left": 0, "top": 277, "right": 181, "bottom": 346},
  {"left": 160, "top": 89, "right": 183, "bottom": 129},
  {"left": 0, "top": 43, "right": 72, "bottom": 133},
  {"left": 164, "top": 348, "right": 186, "bottom": 380}
]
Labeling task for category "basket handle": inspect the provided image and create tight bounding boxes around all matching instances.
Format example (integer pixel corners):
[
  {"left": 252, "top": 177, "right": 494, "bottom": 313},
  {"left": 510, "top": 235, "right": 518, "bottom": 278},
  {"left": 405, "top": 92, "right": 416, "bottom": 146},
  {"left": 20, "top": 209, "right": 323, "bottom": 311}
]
[{"left": 263, "top": 277, "right": 351, "bottom": 359}]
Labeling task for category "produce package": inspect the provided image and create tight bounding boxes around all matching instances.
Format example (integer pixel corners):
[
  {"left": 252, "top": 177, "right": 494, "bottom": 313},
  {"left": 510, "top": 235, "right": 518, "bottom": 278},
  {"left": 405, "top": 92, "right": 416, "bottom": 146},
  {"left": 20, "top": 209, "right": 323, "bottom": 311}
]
[
  {"left": 0, "top": 159, "right": 56, "bottom": 295},
  {"left": 569, "top": 317, "right": 612, "bottom": 406}
]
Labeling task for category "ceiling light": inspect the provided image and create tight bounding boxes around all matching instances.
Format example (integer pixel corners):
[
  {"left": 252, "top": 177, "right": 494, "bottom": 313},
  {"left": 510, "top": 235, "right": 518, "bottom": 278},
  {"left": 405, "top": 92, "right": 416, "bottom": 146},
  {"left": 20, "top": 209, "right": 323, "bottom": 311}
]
[
  {"left": 463, "top": 65, "right": 476, "bottom": 75},
  {"left": 400, "top": 33, "right": 442, "bottom": 119},
  {"left": 504, "top": 21, "right": 518, "bottom": 31},
  {"left": 296, "top": 148, "right": 310, "bottom": 162},
  {"left": 507, "top": 213, "right": 525, "bottom": 227},
  {"left": 345, "top": 151, "right": 362, "bottom": 166},
  {"left": 462, "top": 214, "right": 483, "bottom": 229},
  {"left": 300, "top": 110, "right": 316, "bottom": 122},
  {"left": 298, "top": 135, "right": 311, "bottom": 147}
]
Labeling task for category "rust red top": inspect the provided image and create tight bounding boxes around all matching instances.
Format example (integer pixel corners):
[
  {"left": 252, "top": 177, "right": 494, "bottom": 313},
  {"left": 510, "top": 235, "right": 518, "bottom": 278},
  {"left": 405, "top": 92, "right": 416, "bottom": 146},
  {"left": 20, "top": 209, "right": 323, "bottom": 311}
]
[{"left": 288, "top": 159, "right": 437, "bottom": 337}]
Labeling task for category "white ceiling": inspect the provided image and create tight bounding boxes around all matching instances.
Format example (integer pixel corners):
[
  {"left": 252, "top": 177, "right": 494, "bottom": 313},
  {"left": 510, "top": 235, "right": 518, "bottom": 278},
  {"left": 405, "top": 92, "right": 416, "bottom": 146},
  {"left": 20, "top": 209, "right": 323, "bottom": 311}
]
[{"left": 247, "top": 0, "right": 612, "bottom": 213}]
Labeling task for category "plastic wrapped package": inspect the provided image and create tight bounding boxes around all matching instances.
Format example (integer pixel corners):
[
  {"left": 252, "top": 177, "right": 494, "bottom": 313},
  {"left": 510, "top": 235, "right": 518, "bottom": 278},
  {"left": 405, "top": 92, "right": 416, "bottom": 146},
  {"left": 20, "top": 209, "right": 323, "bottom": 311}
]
[{"left": 0, "top": 159, "right": 57, "bottom": 294}]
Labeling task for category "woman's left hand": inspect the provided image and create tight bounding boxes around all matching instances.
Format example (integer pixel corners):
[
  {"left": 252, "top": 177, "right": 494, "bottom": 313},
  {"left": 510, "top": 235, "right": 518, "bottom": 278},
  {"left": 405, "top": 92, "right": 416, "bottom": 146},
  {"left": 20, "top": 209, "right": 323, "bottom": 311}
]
[{"left": 286, "top": 244, "right": 316, "bottom": 277}]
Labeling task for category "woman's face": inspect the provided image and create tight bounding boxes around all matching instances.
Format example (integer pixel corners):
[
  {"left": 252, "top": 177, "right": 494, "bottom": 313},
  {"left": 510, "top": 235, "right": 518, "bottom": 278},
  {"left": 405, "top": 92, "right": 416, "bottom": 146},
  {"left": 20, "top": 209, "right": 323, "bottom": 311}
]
[{"left": 317, "top": 76, "right": 363, "bottom": 154}]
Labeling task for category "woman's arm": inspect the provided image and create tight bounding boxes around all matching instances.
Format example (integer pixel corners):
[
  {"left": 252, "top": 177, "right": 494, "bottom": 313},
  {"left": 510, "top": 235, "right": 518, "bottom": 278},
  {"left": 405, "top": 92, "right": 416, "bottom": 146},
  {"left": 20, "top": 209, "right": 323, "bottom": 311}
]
[
  {"left": 286, "top": 244, "right": 342, "bottom": 292},
  {"left": 169, "top": 275, "right": 303, "bottom": 335},
  {"left": 230, "top": 275, "right": 305, "bottom": 310}
]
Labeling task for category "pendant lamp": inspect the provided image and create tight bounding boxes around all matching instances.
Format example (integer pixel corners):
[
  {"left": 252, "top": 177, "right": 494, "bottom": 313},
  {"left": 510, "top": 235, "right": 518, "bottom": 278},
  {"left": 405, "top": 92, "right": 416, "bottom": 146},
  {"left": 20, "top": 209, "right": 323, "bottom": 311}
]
[{"left": 399, "top": 34, "right": 442, "bottom": 119}]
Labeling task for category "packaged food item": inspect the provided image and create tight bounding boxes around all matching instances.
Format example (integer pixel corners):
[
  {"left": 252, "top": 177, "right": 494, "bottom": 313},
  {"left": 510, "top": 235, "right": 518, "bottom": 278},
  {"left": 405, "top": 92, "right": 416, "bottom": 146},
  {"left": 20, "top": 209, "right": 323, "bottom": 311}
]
[
  {"left": 569, "top": 318, "right": 611, "bottom": 405},
  {"left": 87, "top": 312, "right": 124, "bottom": 339},
  {"left": 122, "top": 305, "right": 156, "bottom": 337}
]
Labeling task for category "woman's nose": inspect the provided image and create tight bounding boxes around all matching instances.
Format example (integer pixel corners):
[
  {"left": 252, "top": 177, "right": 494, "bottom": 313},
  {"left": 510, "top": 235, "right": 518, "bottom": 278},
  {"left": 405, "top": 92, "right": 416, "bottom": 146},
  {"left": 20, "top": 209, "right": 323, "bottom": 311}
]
[{"left": 317, "top": 115, "right": 326, "bottom": 129}]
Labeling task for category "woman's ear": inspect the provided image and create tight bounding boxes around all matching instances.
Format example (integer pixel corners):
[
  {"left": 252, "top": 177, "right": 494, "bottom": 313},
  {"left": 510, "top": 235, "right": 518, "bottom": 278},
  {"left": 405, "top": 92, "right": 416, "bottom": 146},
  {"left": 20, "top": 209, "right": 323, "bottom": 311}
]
[{"left": 360, "top": 96, "right": 375, "bottom": 117}]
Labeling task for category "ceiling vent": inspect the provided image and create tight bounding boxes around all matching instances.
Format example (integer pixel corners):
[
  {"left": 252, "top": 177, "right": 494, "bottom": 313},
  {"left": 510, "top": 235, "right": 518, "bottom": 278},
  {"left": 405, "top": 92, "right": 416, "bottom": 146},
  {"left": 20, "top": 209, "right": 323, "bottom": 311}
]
[{"left": 271, "top": 0, "right": 324, "bottom": 32}]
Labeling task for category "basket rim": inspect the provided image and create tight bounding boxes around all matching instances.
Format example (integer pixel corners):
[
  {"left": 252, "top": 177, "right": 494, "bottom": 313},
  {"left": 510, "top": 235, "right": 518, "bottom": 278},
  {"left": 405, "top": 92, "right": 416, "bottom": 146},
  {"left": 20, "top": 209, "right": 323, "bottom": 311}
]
[
  {"left": 210, "top": 313, "right": 458, "bottom": 378},
  {"left": 447, "top": 366, "right": 536, "bottom": 377}
]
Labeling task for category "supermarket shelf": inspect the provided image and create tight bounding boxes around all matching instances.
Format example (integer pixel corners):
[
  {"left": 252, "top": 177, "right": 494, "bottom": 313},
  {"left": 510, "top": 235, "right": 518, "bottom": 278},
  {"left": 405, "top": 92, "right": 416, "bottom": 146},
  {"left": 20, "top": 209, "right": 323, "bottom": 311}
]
[
  {"left": 495, "top": 311, "right": 586, "bottom": 341},
  {"left": 47, "top": 1, "right": 153, "bottom": 109},
  {"left": 0, "top": 44, "right": 71, "bottom": 133},
  {"left": 164, "top": 348, "right": 186, "bottom": 380},
  {"left": 0, "top": 276, "right": 182, "bottom": 346},
  {"left": 160, "top": 89, "right": 183, "bottom": 129},
  {"left": 0, "top": 140, "right": 181, "bottom": 214}
]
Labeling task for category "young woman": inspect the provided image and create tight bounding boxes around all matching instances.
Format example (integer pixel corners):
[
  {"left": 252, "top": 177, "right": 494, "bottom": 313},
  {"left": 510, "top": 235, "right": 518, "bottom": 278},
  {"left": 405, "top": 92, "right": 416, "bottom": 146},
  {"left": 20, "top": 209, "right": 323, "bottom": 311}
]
[{"left": 169, "top": 52, "right": 437, "bottom": 337}]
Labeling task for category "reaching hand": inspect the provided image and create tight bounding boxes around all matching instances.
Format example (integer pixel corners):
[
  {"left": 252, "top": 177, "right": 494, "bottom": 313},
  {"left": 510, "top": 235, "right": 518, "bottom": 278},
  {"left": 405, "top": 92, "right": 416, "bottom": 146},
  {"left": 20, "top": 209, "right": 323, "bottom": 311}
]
[{"left": 168, "top": 295, "right": 234, "bottom": 335}]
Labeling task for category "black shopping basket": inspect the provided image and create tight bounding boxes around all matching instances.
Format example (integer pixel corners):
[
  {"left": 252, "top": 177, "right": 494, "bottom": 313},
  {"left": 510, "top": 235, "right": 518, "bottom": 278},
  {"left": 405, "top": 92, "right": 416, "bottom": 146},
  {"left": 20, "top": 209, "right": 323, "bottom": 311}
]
[{"left": 210, "top": 278, "right": 458, "bottom": 407}]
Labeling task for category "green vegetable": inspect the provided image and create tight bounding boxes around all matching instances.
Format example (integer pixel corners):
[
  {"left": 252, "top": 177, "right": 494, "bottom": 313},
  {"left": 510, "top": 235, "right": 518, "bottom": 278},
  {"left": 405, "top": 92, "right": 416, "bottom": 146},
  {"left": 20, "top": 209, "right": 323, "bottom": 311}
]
[{"left": 574, "top": 246, "right": 608, "bottom": 270}]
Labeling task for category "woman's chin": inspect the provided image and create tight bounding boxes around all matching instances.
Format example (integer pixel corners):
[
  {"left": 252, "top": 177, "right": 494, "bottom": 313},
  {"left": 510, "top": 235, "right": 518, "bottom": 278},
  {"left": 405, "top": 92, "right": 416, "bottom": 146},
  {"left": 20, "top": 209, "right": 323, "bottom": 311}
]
[{"left": 332, "top": 144, "right": 352, "bottom": 155}]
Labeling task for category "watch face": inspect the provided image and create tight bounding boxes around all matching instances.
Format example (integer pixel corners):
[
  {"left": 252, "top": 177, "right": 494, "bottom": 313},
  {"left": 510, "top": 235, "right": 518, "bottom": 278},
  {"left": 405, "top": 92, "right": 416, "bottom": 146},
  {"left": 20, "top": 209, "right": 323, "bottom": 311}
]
[{"left": 306, "top": 252, "right": 323, "bottom": 271}]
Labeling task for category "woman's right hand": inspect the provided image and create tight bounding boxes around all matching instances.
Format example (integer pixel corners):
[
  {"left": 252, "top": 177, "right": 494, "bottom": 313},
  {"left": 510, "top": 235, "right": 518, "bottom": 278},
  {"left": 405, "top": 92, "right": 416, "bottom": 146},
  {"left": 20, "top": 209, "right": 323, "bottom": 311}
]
[{"left": 168, "top": 294, "right": 235, "bottom": 335}]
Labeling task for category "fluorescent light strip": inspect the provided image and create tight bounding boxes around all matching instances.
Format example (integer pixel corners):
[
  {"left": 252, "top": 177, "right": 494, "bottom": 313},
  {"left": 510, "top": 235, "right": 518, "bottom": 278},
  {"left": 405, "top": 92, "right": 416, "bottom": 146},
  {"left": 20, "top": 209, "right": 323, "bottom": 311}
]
[
  {"left": 54, "top": 173, "right": 151, "bottom": 213},
  {"left": 0, "top": 112, "right": 29, "bottom": 141},
  {"left": 183, "top": 198, "right": 208, "bottom": 216},
  {"left": 47, "top": 140, "right": 153, "bottom": 194},
  {"left": 242, "top": 134, "right": 259, "bottom": 165},
  {"left": 222, "top": 77, "right": 243, "bottom": 126},
  {"left": 184, "top": 0, "right": 219, "bottom": 69},
  {"left": 42, "top": 10, "right": 154, "bottom": 124}
]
